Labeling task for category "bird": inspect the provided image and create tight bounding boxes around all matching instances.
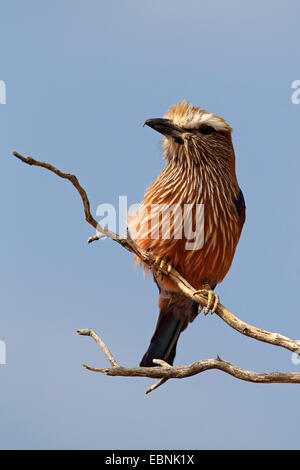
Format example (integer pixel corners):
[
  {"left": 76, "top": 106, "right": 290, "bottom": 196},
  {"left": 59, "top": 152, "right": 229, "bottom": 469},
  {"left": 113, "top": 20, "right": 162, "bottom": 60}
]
[{"left": 128, "top": 100, "right": 245, "bottom": 367}]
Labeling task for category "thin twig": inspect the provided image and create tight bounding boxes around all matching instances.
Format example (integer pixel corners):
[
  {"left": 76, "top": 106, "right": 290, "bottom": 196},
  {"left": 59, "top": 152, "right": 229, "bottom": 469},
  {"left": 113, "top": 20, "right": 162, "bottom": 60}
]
[
  {"left": 77, "top": 328, "right": 119, "bottom": 367},
  {"left": 147, "top": 360, "right": 171, "bottom": 393},
  {"left": 145, "top": 379, "right": 168, "bottom": 394}
]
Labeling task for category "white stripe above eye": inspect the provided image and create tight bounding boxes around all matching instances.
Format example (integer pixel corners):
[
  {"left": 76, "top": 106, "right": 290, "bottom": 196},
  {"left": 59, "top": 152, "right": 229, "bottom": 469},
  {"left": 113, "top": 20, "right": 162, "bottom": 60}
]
[
  {"left": 199, "top": 114, "right": 231, "bottom": 132},
  {"left": 173, "top": 111, "right": 231, "bottom": 132}
]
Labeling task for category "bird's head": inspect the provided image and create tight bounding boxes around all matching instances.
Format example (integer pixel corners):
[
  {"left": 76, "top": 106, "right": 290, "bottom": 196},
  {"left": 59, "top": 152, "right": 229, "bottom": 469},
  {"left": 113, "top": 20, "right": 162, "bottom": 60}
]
[{"left": 144, "top": 101, "right": 235, "bottom": 172}]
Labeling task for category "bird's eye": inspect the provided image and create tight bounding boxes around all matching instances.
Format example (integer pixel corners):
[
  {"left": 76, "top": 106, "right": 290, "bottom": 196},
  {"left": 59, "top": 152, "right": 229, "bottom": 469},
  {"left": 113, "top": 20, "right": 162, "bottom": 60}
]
[
  {"left": 174, "top": 136, "right": 184, "bottom": 145},
  {"left": 200, "top": 125, "right": 214, "bottom": 135}
]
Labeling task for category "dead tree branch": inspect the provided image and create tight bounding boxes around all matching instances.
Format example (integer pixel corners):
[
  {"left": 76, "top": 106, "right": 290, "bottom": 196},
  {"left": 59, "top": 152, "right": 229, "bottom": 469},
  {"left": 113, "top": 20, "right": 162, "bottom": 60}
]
[
  {"left": 13, "top": 151, "right": 300, "bottom": 392},
  {"left": 77, "top": 328, "right": 300, "bottom": 394}
]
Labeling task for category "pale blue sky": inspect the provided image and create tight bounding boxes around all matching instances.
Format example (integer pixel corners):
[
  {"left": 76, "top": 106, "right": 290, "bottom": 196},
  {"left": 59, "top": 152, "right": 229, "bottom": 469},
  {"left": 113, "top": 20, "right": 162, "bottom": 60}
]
[{"left": 1, "top": 0, "right": 300, "bottom": 449}]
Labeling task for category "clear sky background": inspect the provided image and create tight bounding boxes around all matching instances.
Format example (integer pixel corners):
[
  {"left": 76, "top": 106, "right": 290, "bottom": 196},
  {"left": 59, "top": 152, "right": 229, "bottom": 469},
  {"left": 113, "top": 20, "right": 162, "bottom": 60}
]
[{"left": 1, "top": 0, "right": 300, "bottom": 450}]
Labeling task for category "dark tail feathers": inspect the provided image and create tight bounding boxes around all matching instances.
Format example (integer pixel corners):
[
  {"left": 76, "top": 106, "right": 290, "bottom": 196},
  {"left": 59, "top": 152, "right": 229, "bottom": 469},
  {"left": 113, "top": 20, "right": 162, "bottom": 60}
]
[{"left": 140, "top": 302, "right": 198, "bottom": 367}]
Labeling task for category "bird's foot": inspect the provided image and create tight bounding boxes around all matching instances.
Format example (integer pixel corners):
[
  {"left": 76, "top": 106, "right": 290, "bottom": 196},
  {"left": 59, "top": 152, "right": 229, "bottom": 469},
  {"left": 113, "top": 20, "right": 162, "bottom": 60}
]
[
  {"left": 152, "top": 256, "right": 172, "bottom": 279},
  {"left": 193, "top": 289, "right": 219, "bottom": 315}
]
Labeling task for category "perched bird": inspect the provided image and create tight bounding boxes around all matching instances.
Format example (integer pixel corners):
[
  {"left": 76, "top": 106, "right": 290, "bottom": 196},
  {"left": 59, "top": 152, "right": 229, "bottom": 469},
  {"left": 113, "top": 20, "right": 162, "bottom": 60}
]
[{"left": 128, "top": 101, "right": 245, "bottom": 367}]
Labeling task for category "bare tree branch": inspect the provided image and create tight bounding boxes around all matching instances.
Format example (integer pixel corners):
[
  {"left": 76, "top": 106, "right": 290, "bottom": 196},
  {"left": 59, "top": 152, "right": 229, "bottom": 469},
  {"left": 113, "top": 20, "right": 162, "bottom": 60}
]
[
  {"left": 13, "top": 151, "right": 300, "bottom": 392},
  {"left": 77, "top": 328, "right": 300, "bottom": 394}
]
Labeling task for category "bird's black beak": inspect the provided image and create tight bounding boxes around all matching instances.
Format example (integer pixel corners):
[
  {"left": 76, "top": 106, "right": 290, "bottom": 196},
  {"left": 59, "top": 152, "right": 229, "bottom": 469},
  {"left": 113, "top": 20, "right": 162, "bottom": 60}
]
[{"left": 143, "top": 118, "right": 184, "bottom": 143}]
